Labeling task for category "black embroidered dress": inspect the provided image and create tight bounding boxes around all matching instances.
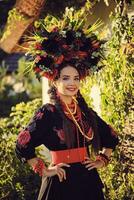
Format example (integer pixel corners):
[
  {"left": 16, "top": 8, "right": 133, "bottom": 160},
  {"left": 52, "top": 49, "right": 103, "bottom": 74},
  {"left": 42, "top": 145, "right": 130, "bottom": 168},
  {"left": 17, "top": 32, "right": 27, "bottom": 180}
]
[{"left": 15, "top": 103, "right": 119, "bottom": 200}]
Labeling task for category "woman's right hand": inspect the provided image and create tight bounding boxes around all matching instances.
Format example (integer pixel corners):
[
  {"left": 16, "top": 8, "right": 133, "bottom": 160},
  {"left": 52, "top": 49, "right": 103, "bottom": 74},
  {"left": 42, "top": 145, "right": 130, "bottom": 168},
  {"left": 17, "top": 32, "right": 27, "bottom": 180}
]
[{"left": 44, "top": 163, "right": 70, "bottom": 182}]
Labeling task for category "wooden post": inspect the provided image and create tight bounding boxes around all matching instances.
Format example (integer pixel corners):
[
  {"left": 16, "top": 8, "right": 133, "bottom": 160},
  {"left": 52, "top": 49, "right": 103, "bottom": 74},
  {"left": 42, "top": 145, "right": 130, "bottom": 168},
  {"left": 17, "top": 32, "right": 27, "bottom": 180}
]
[{"left": 42, "top": 77, "right": 50, "bottom": 104}]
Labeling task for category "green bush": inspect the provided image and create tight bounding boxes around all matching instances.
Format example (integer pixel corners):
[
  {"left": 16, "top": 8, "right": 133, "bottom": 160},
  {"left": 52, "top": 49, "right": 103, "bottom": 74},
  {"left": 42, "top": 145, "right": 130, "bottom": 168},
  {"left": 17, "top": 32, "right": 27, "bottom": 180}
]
[
  {"left": 0, "top": 1, "right": 133, "bottom": 199},
  {"left": 0, "top": 58, "right": 42, "bottom": 117},
  {"left": 81, "top": 4, "right": 134, "bottom": 200},
  {"left": 0, "top": 99, "right": 44, "bottom": 200}
]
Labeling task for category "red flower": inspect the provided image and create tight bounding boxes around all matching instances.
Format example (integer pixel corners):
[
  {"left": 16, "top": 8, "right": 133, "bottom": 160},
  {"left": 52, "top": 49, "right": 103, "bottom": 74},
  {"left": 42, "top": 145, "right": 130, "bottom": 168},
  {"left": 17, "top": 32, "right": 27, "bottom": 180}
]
[
  {"left": 91, "top": 41, "right": 100, "bottom": 49},
  {"left": 42, "top": 69, "right": 58, "bottom": 80},
  {"left": 54, "top": 55, "right": 64, "bottom": 64},
  {"left": 62, "top": 44, "right": 71, "bottom": 50},
  {"left": 75, "top": 39, "right": 83, "bottom": 46},
  {"left": 42, "top": 72, "right": 53, "bottom": 80},
  {"left": 64, "top": 53, "right": 73, "bottom": 61},
  {"left": 62, "top": 44, "right": 68, "bottom": 49},
  {"left": 17, "top": 130, "right": 31, "bottom": 147},
  {"left": 35, "top": 56, "right": 42, "bottom": 63},
  {"left": 34, "top": 67, "right": 42, "bottom": 73},
  {"left": 42, "top": 71, "right": 50, "bottom": 78},
  {"left": 75, "top": 51, "right": 88, "bottom": 58},
  {"left": 52, "top": 27, "right": 59, "bottom": 32},
  {"left": 35, "top": 43, "right": 42, "bottom": 50}
]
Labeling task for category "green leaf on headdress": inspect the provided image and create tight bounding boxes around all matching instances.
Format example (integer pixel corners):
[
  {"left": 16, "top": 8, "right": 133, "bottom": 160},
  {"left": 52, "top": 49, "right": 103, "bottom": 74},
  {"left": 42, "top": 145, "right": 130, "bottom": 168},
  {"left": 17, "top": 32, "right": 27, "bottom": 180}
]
[
  {"left": 24, "top": 62, "right": 34, "bottom": 75},
  {"left": 85, "top": 19, "right": 103, "bottom": 36},
  {"left": 24, "top": 1, "right": 104, "bottom": 79}
]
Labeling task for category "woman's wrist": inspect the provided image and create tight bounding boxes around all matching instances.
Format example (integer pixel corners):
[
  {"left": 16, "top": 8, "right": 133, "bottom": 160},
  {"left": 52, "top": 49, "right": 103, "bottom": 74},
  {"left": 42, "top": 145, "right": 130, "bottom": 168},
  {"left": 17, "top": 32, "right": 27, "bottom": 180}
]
[
  {"left": 99, "top": 153, "right": 111, "bottom": 162},
  {"left": 96, "top": 153, "right": 111, "bottom": 167},
  {"left": 27, "top": 157, "right": 47, "bottom": 176}
]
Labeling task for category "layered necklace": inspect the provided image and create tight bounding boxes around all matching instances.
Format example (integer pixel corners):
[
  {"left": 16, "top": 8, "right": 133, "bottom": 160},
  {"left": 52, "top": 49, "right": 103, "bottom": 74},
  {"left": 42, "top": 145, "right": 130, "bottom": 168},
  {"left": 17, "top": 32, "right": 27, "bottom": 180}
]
[{"left": 62, "top": 99, "right": 94, "bottom": 141}]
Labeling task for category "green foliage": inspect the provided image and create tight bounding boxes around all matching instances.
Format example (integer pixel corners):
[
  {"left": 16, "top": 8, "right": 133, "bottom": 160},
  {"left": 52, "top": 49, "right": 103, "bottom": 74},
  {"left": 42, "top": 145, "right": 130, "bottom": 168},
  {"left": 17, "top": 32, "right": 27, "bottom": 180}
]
[
  {"left": 81, "top": 3, "right": 134, "bottom": 200},
  {"left": 0, "top": 98, "right": 46, "bottom": 200},
  {"left": 17, "top": 57, "right": 42, "bottom": 99},
  {"left": 26, "top": 3, "right": 103, "bottom": 76},
  {"left": 39, "top": 2, "right": 100, "bottom": 33},
  {"left": 0, "top": 1, "right": 133, "bottom": 199},
  {"left": 1, "top": 8, "right": 27, "bottom": 41},
  {"left": 0, "top": 58, "right": 42, "bottom": 117},
  {"left": 34, "top": 2, "right": 101, "bottom": 36}
]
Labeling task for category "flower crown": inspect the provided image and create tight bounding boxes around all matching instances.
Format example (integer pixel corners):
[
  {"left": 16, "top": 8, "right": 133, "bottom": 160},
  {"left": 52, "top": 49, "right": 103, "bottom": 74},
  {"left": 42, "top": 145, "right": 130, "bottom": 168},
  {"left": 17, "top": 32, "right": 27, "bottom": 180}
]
[{"left": 26, "top": 7, "right": 104, "bottom": 80}]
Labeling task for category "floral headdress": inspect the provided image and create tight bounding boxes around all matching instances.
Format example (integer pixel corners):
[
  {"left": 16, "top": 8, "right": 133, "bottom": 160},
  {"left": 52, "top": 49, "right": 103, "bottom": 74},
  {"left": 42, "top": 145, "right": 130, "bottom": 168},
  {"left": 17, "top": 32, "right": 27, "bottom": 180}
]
[{"left": 26, "top": 6, "right": 104, "bottom": 80}]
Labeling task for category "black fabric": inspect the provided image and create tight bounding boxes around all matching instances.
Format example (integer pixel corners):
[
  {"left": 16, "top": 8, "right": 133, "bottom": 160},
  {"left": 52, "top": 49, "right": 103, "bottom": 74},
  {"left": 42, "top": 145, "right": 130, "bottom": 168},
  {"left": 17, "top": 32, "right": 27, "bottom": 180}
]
[
  {"left": 42, "top": 164, "right": 105, "bottom": 200},
  {"left": 95, "top": 114, "right": 119, "bottom": 150},
  {"left": 15, "top": 103, "right": 119, "bottom": 159},
  {"left": 15, "top": 103, "right": 119, "bottom": 200}
]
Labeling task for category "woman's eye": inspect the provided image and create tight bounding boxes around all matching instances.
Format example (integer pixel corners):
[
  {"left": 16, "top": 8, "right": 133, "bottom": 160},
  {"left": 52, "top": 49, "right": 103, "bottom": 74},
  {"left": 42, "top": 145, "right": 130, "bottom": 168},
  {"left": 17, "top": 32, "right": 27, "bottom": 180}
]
[
  {"left": 75, "top": 78, "right": 80, "bottom": 81},
  {"left": 62, "top": 77, "right": 80, "bottom": 81},
  {"left": 62, "top": 77, "right": 69, "bottom": 80}
]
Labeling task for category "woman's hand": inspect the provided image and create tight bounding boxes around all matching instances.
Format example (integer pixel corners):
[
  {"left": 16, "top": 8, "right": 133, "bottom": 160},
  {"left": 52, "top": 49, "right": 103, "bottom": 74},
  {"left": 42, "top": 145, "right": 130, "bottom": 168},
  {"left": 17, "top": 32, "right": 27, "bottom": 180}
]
[
  {"left": 44, "top": 163, "right": 70, "bottom": 182},
  {"left": 83, "top": 157, "right": 104, "bottom": 170}
]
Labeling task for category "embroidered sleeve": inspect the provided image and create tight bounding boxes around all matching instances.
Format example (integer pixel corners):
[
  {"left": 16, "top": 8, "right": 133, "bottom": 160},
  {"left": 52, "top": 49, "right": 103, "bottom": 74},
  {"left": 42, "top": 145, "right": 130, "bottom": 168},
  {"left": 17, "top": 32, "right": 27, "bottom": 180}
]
[
  {"left": 15, "top": 104, "right": 52, "bottom": 163},
  {"left": 17, "top": 130, "right": 31, "bottom": 147},
  {"left": 96, "top": 114, "right": 119, "bottom": 150}
]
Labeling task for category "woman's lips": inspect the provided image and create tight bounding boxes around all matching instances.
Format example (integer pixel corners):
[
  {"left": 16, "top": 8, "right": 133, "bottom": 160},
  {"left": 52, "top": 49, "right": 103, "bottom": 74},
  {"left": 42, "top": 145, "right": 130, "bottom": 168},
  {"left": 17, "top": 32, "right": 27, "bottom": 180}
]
[{"left": 66, "top": 88, "right": 77, "bottom": 92}]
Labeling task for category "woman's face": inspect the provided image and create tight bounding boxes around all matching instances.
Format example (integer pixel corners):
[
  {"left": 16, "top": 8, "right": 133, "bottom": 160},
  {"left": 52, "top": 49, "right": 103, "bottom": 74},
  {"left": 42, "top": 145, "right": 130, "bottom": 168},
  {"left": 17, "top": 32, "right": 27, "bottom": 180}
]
[{"left": 55, "top": 66, "right": 80, "bottom": 103}]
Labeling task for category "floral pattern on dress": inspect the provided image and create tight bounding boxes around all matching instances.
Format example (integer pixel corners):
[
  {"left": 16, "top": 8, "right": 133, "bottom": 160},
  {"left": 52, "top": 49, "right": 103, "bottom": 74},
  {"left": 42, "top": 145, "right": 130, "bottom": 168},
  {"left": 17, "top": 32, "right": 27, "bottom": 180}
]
[
  {"left": 109, "top": 125, "right": 118, "bottom": 137},
  {"left": 53, "top": 127, "right": 65, "bottom": 143},
  {"left": 87, "top": 127, "right": 93, "bottom": 140},
  {"left": 35, "top": 111, "right": 44, "bottom": 120},
  {"left": 47, "top": 105, "right": 55, "bottom": 112},
  {"left": 28, "top": 121, "right": 36, "bottom": 132},
  {"left": 17, "top": 130, "right": 31, "bottom": 147}
]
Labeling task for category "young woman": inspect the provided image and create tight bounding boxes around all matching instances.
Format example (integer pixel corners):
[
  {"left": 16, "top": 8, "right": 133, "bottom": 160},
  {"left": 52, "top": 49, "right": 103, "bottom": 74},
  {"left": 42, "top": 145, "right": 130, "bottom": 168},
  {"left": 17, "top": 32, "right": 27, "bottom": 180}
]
[
  {"left": 15, "top": 19, "right": 120, "bottom": 199},
  {"left": 15, "top": 62, "right": 119, "bottom": 200}
]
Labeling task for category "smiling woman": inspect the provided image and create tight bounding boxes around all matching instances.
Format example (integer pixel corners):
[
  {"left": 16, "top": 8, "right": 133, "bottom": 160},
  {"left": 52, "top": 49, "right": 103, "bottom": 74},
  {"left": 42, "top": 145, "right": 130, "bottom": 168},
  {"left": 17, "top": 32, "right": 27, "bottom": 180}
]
[
  {"left": 54, "top": 66, "right": 80, "bottom": 103},
  {"left": 15, "top": 8, "right": 119, "bottom": 200},
  {"left": 15, "top": 62, "right": 119, "bottom": 200}
]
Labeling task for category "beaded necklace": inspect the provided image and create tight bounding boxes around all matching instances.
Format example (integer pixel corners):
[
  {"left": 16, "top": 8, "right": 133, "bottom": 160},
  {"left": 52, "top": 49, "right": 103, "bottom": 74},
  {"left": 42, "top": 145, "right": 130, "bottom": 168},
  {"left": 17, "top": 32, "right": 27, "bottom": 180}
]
[
  {"left": 61, "top": 99, "right": 94, "bottom": 163},
  {"left": 63, "top": 100, "right": 94, "bottom": 141}
]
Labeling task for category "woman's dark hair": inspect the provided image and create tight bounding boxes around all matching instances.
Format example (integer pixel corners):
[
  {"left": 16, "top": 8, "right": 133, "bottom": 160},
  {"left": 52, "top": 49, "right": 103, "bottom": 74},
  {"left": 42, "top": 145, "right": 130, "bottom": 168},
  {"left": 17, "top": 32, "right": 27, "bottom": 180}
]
[
  {"left": 54, "top": 60, "right": 86, "bottom": 80},
  {"left": 48, "top": 83, "right": 101, "bottom": 154},
  {"left": 47, "top": 85, "right": 75, "bottom": 148},
  {"left": 76, "top": 91, "right": 101, "bottom": 154}
]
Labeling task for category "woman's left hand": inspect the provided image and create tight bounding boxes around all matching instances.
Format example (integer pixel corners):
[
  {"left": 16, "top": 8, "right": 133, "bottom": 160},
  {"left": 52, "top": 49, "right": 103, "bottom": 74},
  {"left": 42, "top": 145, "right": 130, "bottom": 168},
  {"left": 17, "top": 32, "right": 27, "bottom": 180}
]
[{"left": 83, "top": 157, "right": 104, "bottom": 170}]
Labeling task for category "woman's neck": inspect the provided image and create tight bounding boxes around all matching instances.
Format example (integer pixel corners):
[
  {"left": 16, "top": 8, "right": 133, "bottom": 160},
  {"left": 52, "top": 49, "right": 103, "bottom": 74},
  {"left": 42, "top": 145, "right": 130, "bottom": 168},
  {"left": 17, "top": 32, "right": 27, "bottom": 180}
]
[{"left": 59, "top": 95, "right": 73, "bottom": 104}]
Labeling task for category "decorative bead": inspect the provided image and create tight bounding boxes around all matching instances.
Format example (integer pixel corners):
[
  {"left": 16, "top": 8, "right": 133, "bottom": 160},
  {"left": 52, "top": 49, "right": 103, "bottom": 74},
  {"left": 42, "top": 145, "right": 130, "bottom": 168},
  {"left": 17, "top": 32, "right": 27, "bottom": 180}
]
[
  {"left": 99, "top": 153, "right": 111, "bottom": 162},
  {"left": 32, "top": 158, "right": 45, "bottom": 176},
  {"left": 96, "top": 153, "right": 110, "bottom": 167},
  {"left": 21, "top": 157, "right": 26, "bottom": 163}
]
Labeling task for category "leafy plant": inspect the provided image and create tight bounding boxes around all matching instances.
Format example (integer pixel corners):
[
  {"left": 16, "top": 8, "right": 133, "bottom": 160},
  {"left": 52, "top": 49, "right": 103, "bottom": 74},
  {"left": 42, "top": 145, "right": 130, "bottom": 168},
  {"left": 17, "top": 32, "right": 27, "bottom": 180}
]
[
  {"left": 0, "top": 57, "right": 42, "bottom": 117},
  {"left": 81, "top": 2, "right": 134, "bottom": 199},
  {"left": 0, "top": 98, "right": 49, "bottom": 200}
]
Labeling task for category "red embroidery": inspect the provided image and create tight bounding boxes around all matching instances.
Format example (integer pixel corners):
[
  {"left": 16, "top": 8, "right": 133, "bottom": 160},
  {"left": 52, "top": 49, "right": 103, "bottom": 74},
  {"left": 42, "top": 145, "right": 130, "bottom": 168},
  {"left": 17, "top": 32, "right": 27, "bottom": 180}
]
[
  {"left": 32, "top": 158, "right": 45, "bottom": 176},
  {"left": 49, "top": 105, "right": 55, "bottom": 112},
  {"left": 87, "top": 127, "right": 93, "bottom": 139},
  {"left": 18, "top": 130, "right": 31, "bottom": 147},
  {"left": 54, "top": 128, "right": 65, "bottom": 142},
  {"left": 109, "top": 125, "right": 118, "bottom": 137},
  {"left": 36, "top": 111, "right": 44, "bottom": 119}
]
